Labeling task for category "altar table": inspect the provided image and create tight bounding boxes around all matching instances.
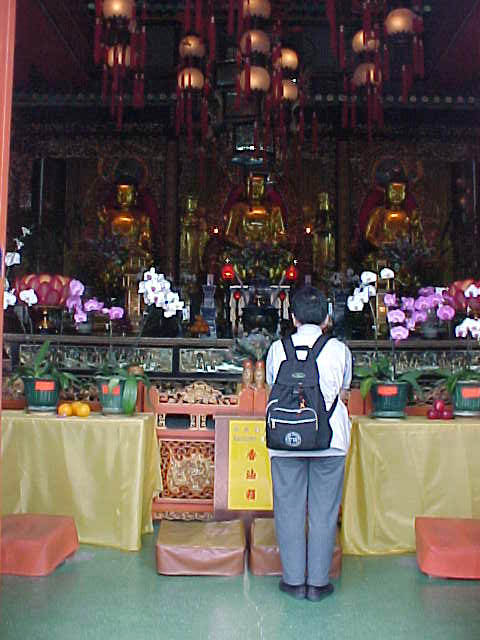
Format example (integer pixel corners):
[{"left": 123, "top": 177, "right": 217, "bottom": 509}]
[
  {"left": 1, "top": 411, "right": 161, "bottom": 551},
  {"left": 341, "top": 416, "right": 480, "bottom": 555}
]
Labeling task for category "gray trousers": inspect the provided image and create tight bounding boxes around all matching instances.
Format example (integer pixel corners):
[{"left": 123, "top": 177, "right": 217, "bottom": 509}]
[{"left": 271, "top": 455, "right": 345, "bottom": 587}]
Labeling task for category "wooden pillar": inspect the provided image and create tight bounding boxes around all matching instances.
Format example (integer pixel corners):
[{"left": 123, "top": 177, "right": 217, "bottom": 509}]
[
  {"left": 164, "top": 139, "right": 179, "bottom": 282},
  {"left": 336, "top": 140, "right": 351, "bottom": 270},
  {"left": 0, "top": 0, "right": 17, "bottom": 570}
]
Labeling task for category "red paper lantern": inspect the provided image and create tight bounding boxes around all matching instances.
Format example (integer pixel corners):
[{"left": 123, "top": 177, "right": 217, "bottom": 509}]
[
  {"left": 285, "top": 264, "right": 298, "bottom": 282},
  {"left": 279, "top": 290, "right": 287, "bottom": 301},
  {"left": 221, "top": 263, "right": 235, "bottom": 281},
  {"left": 233, "top": 290, "right": 242, "bottom": 301},
  {"left": 14, "top": 274, "right": 72, "bottom": 307}
]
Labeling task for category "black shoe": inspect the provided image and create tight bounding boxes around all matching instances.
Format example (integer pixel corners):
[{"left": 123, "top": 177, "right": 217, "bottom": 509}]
[
  {"left": 306, "top": 583, "right": 334, "bottom": 602},
  {"left": 279, "top": 580, "right": 306, "bottom": 600}
]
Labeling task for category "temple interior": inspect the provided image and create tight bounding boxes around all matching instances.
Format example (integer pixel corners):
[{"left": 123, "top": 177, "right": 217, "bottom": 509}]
[{"left": 2, "top": 1, "right": 480, "bottom": 638}]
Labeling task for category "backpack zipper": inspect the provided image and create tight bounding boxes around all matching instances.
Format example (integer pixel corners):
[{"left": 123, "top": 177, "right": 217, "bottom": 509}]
[{"left": 270, "top": 409, "right": 318, "bottom": 430}]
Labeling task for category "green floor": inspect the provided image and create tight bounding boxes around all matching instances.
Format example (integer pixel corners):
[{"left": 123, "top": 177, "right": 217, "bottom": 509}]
[{"left": 2, "top": 525, "right": 480, "bottom": 640}]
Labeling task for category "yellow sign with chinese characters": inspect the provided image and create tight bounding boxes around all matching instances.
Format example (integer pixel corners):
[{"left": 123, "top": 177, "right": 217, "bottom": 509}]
[{"left": 228, "top": 419, "right": 273, "bottom": 511}]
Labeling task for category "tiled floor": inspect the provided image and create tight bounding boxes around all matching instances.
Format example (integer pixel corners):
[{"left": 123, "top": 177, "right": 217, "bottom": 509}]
[{"left": 1, "top": 525, "right": 480, "bottom": 640}]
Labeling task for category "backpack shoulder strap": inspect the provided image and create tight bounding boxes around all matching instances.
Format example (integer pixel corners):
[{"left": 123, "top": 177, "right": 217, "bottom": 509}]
[
  {"left": 281, "top": 336, "right": 298, "bottom": 362},
  {"left": 307, "top": 334, "right": 331, "bottom": 362}
]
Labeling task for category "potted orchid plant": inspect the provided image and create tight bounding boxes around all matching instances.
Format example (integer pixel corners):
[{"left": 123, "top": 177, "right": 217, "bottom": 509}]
[
  {"left": 137, "top": 267, "right": 185, "bottom": 337},
  {"left": 438, "top": 280, "right": 480, "bottom": 416},
  {"left": 66, "top": 279, "right": 149, "bottom": 415},
  {"left": 348, "top": 271, "right": 456, "bottom": 417}
]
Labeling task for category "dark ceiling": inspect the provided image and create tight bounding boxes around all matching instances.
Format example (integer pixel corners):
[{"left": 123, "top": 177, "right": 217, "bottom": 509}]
[{"left": 12, "top": 1, "right": 480, "bottom": 100}]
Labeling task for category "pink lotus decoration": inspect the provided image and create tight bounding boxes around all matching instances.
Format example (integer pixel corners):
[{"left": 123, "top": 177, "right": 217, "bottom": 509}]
[{"left": 14, "top": 274, "right": 72, "bottom": 307}]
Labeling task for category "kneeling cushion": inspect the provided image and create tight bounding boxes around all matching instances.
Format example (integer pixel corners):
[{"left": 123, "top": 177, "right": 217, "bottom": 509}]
[
  {"left": 249, "top": 518, "right": 342, "bottom": 578},
  {"left": 415, "top": 517, "right": 480, "bottom": 579},
  {"left": 156, "top": 519, "right": 246, "bottom": 576},
  {"left": 1, "top": 514, "right": 79, "bottom": 576}
]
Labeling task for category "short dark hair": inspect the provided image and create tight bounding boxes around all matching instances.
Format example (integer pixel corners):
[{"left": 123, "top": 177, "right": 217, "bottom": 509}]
[{"left": 291, "top": 286, "right": 328, "bottom": 326}]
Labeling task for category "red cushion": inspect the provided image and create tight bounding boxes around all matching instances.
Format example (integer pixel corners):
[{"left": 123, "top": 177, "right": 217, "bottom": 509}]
[
  {"left": 415, "top": 517, "right": 480, "bottom": 579},
  {"left": 1, "top": 514, "right": 79, "bottom": 576}
]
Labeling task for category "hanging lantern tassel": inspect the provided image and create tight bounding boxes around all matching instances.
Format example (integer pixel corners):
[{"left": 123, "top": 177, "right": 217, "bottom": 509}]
[
  {"left": 199, "top": 148, "right": 206, "bottom": 187},
  {"left": 234, "top": 75, "right": 242, "bottom": 109},
  {"left": 263, "top": 117, "right": 270, "bottom": 162},
  {"left": 209, "top": 15, "right": 216, "bottom": 63},
  {"left": 383, "top": 44, "right": 390, "bottom": 83},
  {"left": 201, "top": 97, "right": 208, "bottom": 142},
  {"left": 245, "top": 57, "right": 251, "bottom": 97},
  {"left": 237, "top": 0, "right": 244, "bottom": 42},
  {"left": 138, "top": 72, "right": 145, "bottom": 108},
  {"left": 377, "top": 92, "right": 384, "bottom": 129},
  {"left": 130, "top": 31, "right": 138, "bottom": 70},
  {"left": 418, "top": 37, "right": 424, "bottom": 79},
  {"left": 367, "top": 84, "right": 373, "bottom": 142},
  {"left": 298, "top": 108, "right": 305, "bottom": 146},
  {"left": 185, "top": 0, "right": 192, "bottom": 33},
  {"left": 312, "top": 111, "right": 318, "bottom": 154},
  {"left": 342, "top": 75, "right": 348, "bottom": 128},
  {"left": 326, "top": 0, "right": 337, "bottom": 57},
  {"left": 350, "top": 84, "right": 357, "bottom": 130},
  {"left": 116, "top": 94, "right": 124, "bottom": 130},
  {"left": 94, "top": 19, "right": 102, "bottom": 65},
  {"left": 254, "top": 120, "right": 259, "bottom": 157},
  {"left": 140, "top": 3, "right": 147, "bottom": 70},
  {"left": 101, "top": 58, "right": 108, "bottom": 104},
  {"left": 402, "top": 64, "right": 409, "bottom": 104},
  {"left": 227, "top": 0, "right": 234, "bottom": 37},
  {"left": 187, "top": 92, "right": 193, "bottom": 155},
  {"left": 413, "top": 35, "right": 419, "bottom": 76},
  {"left": 363, "top": 3, "right": 372, "bottom": 38},
  {"left": 339, "top": 25, "right": 346, "bottom": 70},
  {"left": 195, "top": 0, "right": 203, "bottom": 38}
]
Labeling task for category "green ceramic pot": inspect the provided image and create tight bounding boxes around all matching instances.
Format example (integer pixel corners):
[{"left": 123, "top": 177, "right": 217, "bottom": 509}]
[
  {"left": 371, "top": 381, "right": 409, "bottom": 418},
  {"left": 22, "top": 376, "right": 59, "bottom": 412},
  {"left": 96, "top": 377, "right": 126, "bottom": 415},
  {"left": 452, "top": 381, "right": 480, "bottom": 416}
]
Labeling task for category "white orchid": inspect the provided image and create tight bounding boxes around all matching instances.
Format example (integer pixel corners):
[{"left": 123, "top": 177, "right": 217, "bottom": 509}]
[
  {"left": 21, "top": 226, "right": 31, "bottom": 237},
  {"left": 19, "top": 289, "right": 38, "bottom": 306},
  {"left": 380, "top": 267, "right": 395, "bottom": 280},
  {"left": 5, "top": 252, "right": 20, "bottom": 267},
  {"left": 14, "top": 238, "right": 24, "bottom": 250},
  {"left": 3, "top": 290, "right": 16, "bottom": 310},
  {"left": 464, "top": 284, "right": 480, "bottom": 299},
  {"left": 347, "top": 295, "right": 364, "bottom": 312},
  {"left": 138, "top": 268, "right": 184, "bottom": 316},
  {"left": 455, "top": 317, "right": 480, "bottom": 338},
  {"left": 360, "top": 271, "right": 377, "bottom": 285}
]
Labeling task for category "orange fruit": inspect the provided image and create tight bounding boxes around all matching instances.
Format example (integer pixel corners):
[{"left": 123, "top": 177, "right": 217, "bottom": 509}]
[
  {"left": 75, "top": 402, "right": 91, "bottom": 418},
  {"left": 57, "top": 403, "right": 73, "bottom": 417},
  {"left": 71, "top": 401, "right": 83, "bottom": 415}
]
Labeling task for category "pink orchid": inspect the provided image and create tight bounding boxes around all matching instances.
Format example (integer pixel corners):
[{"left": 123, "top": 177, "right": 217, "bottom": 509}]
[
  {"left": 74, "top": 310, "right": 87, "bottom": 323},
  {"left": 390, "top": 325, "right": 409, "bottom": 341},
  {"left": 384, "top": 293, "right": 397, "bottom": 307},
  {"left": 69, "top": 279, "right": 85, "bottom": 297},
  {"left": 387, "top": 309, "right": 405, "bottom": 323},
  {"left": 414, "top": 296, "right": 432, "bottom": 311},
  {"left": 108, "top": 307, "right": 124, "bottom": 320},
  {"left": 418, "top": 286, "right": 435, "bottom": 297},
  {"left": 436, "top": 305, "right": 455, "bottom": 321},
  {"left": 401, "top": 297, "right": 415, "bottom": 311},
  {"left": 84, "top": 298, "right": 105, "bottom": 312},
  {"left": 66, "top": 295, "right": 82, "bottom": 312}
]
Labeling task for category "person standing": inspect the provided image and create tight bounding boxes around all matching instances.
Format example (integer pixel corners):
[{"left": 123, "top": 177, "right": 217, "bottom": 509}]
[{"left": 265, "top": 286, "right": 352, "bottom": 602}]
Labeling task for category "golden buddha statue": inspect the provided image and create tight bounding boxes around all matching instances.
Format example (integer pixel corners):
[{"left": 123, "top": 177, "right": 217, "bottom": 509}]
[
  {"left": 364, "top": 181, "right": 422, "bottom": 249},
  {"left": 225, "top": 175, "right": 287, "bottom": 247},
  {"left": 99, "top": 182, "right": 153, "bottom": 266},
  {"left": 180, "top": 195, "right": 209, "bottom": 276},
  {"left": 98, "top": 181, "right": 153, "bottom": 331}
]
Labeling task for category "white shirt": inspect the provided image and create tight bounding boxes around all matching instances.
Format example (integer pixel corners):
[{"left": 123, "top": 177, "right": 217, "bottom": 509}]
[{"left": 265, "top": 324, "right": 352, "bottom": 458}]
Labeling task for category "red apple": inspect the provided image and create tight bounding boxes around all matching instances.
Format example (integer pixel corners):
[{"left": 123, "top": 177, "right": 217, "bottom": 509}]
[
  {"left": 433, "top": 399, "right": 445, "bottom": 413},
  {"left": 427, "top": 408, "right": 439, "bottom": 420},
  {"left": 442, "top": 408, "right": 454, "bottom": 420}
]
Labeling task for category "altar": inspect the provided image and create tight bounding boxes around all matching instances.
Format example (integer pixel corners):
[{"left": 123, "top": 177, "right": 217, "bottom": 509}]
[
  {"left": 1, "top": 411, "right": 161, "bottom": 551},
  {"left": 341, "top": 416, "right": 480, "bottom": 555}
]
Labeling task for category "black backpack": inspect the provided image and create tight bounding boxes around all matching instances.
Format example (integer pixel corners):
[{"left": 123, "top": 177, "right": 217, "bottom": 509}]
[{"left": 266, "top": 334, "right": 338, "bottom": 451}]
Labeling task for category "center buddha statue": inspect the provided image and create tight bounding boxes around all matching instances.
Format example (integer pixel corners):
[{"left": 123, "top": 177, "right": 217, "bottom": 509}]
[
  {"left": 225, "top": 175, "right": 287, "bottom": 248},
  {"left": 99, "top": 182, "right": 153, "bottom": 266},
  {"left": 364, "top": 181, "right": 421, "bottom": 249}
]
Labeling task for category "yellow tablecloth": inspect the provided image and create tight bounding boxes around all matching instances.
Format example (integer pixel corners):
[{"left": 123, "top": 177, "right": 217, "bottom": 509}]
[
  {"left": 1, "top": 410, "right": 161, "bottom": 551},
  {"left": 341, "top": 416, "right": 480, "bottom": 555}
]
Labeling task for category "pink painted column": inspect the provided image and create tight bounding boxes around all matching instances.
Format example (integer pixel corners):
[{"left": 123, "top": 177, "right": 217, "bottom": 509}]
[{"left": 0, "top": 0, "right": 17, "bottom": 565}]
